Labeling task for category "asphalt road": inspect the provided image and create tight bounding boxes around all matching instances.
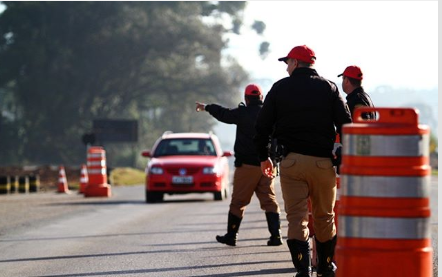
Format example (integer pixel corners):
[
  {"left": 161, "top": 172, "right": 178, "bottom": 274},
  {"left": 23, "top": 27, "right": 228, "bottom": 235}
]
[{"left": 0, "top": 176, "right": 438, "bottom": 277}]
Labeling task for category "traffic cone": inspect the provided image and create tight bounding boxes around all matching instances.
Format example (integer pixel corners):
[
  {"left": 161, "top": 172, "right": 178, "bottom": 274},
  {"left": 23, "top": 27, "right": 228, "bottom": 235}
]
[
  {"left": 79, "top": 164, "right": 88, "bottom": 194},
  {"left": 57, "top": 166, "right": 70, "bottom": 193}
]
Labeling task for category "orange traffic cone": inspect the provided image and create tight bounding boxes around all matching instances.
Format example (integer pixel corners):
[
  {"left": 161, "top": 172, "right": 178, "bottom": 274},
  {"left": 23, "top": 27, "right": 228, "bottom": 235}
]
[
  {"left": 79, "top": 164, "right": 88, "bottom": 194},
  {"left": 57, "top": 166, "right": 70, "bottom": 193}
]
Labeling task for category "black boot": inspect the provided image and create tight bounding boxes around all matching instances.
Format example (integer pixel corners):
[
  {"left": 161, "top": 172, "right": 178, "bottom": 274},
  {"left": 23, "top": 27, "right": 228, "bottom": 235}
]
[
  {"left": 216, "top": 212, "right": 242, "bottom": 246},
  {"left": 287, "top": 239, "right": 312, "bottom": 277},
  {"left": 316, "top": 235, "right": 337, "bottom": 277},
  {"left": 265, "top": 212, "right": 283, "bottom": 246}
]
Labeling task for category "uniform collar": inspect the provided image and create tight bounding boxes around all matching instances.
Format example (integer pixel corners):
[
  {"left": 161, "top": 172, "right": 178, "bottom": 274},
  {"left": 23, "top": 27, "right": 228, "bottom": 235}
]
[
  {"left": 290, "top": 67, "right": 318, "bottom": 77},
  {"left": 247, "top": 98, "right": 263, "bottom": 106},
  {"left": 346, "top": 86, "right": 364, "bottom": 100}
]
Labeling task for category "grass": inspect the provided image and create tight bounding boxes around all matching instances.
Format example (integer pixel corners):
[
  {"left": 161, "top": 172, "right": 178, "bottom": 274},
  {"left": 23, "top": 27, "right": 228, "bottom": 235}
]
[{"left": 109, "top": 167, "right": 145, "bottom": 186}]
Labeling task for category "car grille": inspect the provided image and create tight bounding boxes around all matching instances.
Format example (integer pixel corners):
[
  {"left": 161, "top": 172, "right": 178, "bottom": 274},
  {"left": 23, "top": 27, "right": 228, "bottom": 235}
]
[
  {"left": 171, "top": 183, "right": 195, "bottom": 187},
  {"left": 166, "top": 167, "right": 200, "bottom": 175},
  {"left": 200, "top": 182, "right": 214, "bottom": 187},
  {"left": 153, "top": 183, "right": 166, "bottom": 187}
]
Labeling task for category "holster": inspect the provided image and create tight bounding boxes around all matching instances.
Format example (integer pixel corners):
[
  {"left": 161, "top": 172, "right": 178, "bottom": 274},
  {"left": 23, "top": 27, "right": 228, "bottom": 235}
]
[{"left": 332, "top": 146, "right": 342, "bottom": 174}]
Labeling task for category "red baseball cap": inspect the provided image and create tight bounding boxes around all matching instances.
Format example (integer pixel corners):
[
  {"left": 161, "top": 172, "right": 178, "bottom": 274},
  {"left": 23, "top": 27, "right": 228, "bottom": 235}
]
[
  {"left": 338, "top": 65, "right": 363, "bottom": 80},
  {"left": 278, "top": 45, "right": 316, "bottom": 64},
  {"left": 244, "top": 84, "right": 262, "bottom": 96}
]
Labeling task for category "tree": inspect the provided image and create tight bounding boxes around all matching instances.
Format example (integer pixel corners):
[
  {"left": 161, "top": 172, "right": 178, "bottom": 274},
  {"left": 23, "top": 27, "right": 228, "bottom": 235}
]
[{"left": 0, "top": 1, "right": 251, "bottom": 166}]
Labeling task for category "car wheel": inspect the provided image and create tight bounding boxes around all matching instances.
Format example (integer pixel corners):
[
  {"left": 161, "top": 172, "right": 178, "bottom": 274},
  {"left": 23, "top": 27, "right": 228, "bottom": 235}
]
[
  {"left": 146, "top": 191, "right": 164, "bottom": 203},
  {"left": 214, "top": 191, "right": 223, "bottom": 201},
  {"left": 214, "top": 184, "right": 228, "bottom": 201}
]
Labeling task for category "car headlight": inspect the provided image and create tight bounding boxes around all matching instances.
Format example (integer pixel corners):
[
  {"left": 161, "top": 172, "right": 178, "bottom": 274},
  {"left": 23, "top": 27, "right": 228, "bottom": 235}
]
[
  {"left": 203, "top": 166, "right": 218, "bottom": 174},
  {"left": 150, "top": 167, "right": 164, "bottom": 175}
]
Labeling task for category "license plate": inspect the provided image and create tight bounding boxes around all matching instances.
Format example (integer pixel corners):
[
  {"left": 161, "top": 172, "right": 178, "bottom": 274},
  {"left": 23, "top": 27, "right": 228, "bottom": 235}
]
[{"left": 172, "top": 176, "right": 193, "bottom": 184}]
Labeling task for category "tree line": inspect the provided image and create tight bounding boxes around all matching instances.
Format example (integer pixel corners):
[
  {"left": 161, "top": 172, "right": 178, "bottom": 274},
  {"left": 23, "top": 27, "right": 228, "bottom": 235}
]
[{"left": 0, "top": 2, "right": 268, "bottom": 167}]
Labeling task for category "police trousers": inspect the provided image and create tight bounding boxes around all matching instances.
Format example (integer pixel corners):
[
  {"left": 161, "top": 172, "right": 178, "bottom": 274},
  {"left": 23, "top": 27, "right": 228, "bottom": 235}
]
[
  {"left": 229, "top": 164, "right": 280, "bottom": 218},
  {"left": 279, "top": 152, "right": 337, "bottom": 242}
]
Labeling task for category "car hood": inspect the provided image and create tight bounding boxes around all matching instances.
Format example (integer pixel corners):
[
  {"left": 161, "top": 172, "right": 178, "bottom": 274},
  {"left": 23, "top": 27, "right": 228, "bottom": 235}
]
[{"left": 149, "top": 156, "right": 221, "bottom": 167}]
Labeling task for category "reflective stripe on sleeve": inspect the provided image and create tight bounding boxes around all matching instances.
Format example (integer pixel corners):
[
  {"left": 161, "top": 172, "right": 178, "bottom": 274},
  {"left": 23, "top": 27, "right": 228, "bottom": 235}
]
[{"left": 338, "top": 216, "right": 430, "bottom": 239}]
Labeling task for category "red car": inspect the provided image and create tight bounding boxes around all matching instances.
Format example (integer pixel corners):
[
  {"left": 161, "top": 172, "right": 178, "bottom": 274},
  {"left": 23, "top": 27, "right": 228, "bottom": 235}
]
[{"left": 141, "top": 132, "right": 232, "bottom": 203}]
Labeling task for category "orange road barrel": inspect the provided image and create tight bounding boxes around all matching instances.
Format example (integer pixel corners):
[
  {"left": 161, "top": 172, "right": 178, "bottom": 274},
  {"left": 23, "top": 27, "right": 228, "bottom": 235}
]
[
  {"left": 29, "top": 175, "right": 40, "bottom": 193},
  {"left": 0, "top": 176, "right": 10, "bottom": 194},
  {"left": 18, "top": 176, "right": 29, "bottom": 193},
  {"left": 84, "top": 146, "right": 112, "bottom": 197},
  {"left": 336, "top": 107, "right": 432, "bottom": 277}
]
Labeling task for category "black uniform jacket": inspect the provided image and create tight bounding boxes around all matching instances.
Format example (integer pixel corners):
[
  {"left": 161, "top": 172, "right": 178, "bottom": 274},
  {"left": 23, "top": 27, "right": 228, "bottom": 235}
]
[
  {"left": 205, "top": 99, "right": 264, "bottom": 167},
  {"left": 254, "top": 67, "right": 352, "bottom": 161},
  {"left": 346, "top": 87, "right": 375, "bottom": 119}
]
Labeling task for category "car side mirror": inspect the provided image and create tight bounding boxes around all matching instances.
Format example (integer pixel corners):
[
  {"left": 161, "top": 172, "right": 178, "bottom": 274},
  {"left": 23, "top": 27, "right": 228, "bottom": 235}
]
[
  {"left": 141, "top": 150, "right": 151, "bottom": 158},
  {"left": 222, "top": 151, "right": 233, "bottom": 157}
]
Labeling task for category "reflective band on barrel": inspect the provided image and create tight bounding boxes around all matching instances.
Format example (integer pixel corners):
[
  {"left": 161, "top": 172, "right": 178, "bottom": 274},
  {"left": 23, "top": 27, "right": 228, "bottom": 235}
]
[
  {"left": 87, "top": 160, "right": 106, "bottom": 166},
  {"left": 339, "top": 216, "right": 430, "bottom": 239},
  {"left": 88, "top": 169, "right": 106, "bottom": 175},
  {"left": 88, "top": 153, "right": 105, "bottom": 158},
  {"left": 341, "top": 175, "right": 430, "bottom": 198},
  {"left": 343, "top": 134, "right": 429, "bottom": 156}
]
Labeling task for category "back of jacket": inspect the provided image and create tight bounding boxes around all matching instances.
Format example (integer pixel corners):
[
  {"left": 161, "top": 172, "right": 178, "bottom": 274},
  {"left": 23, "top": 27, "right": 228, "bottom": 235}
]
[
  {"left": 255, "top": 68, "right": 352, "bottom": 160},
  {"left": 346, "top": 87, "right": 375, "bottom": 119},
  {"left": 206, "top": 99, "right": 263, "bottom": 166}
]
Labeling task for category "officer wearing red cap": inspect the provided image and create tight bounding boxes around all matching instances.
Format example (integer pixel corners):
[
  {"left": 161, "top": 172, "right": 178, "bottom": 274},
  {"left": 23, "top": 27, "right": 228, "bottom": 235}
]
[
  {"left": 254, "top": 45, "right": 352, "bottom": 277},
  {"left": 338, "top": 65, "right": 375, "bottom": 119},
  {"left": 195, "top": 84, "right": 283, "bottom": 247}
]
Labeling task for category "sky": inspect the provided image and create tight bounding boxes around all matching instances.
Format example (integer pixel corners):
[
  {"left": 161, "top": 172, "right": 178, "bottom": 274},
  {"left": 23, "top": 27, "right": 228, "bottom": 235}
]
[
  {"left": 0, "top": 1, "right": 437, "bottom": 91},
  {"left": 224, "top": 1, "right": 438, "bottom": 93}
]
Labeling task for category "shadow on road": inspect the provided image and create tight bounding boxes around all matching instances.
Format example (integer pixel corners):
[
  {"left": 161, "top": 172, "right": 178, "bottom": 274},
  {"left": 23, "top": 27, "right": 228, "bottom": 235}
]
[{"left": 29, "top": 260, "right": 293, "bottom": 277}]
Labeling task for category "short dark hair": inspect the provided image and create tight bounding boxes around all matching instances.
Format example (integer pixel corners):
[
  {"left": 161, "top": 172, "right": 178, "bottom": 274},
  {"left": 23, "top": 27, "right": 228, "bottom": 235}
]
[
  {"left": 245, "top": 95, "right": 262, "bottom": 101},
  {"left": 346, "top": 77, "right": 362, "bottom": 87},
  {"left": 297, "top": 60, "right": 313, "bottom": 68}
]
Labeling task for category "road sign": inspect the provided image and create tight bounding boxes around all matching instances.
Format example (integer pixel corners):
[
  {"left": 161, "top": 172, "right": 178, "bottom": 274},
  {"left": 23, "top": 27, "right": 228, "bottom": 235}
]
[{"left": 92, "top": 119, "right": 138, "bottom": 143}]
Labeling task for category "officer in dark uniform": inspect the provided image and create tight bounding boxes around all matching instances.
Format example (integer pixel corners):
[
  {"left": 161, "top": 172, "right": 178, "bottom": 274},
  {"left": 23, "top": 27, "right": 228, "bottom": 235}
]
[
  {"left": 195, "top": 84, "right": 283, "bottom": 247},
  {"left": 254, "top": 45, "right": 352, "bottom": 277},
  {"left": 338, "top": 65, "right": 375, "bottom": 119}
]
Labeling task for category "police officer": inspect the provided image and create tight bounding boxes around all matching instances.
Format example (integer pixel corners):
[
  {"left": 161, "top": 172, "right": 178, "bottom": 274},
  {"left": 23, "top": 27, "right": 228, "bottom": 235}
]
[
  {"left": 338, "top": 65, "right": 375, "bottom": 119},
  {"left": 195, "top": 84, "right": 283, "bottom": 247},
  {"left": 254, "top": 45, "right": 352, "bottom": 277}
]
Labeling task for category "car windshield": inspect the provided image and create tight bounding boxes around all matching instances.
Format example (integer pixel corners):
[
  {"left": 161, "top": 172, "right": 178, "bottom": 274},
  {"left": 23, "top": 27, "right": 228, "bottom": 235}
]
[{"left": 153, "top": 138, "right": 217, "bottom": 157}]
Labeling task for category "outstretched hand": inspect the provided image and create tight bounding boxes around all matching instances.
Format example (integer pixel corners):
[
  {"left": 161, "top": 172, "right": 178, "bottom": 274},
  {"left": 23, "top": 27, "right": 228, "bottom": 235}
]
[
  {"left": 195, "top": 102, "right": 206, "bottom": 112},
  {"left": 261, "top": 158, "right": 275, "bottom": 179}
]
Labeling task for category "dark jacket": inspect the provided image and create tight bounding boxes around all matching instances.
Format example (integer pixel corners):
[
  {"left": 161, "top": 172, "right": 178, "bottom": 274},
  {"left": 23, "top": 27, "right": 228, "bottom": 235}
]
[
  {"left": 346, "top": 87, "right": 375, "bottom": 119},
  {"left": 254, "top": 67, "right": 352, "bottom": 161},
  {"left": 206, "top": 99, "right": 264, "bottom": 166}
]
